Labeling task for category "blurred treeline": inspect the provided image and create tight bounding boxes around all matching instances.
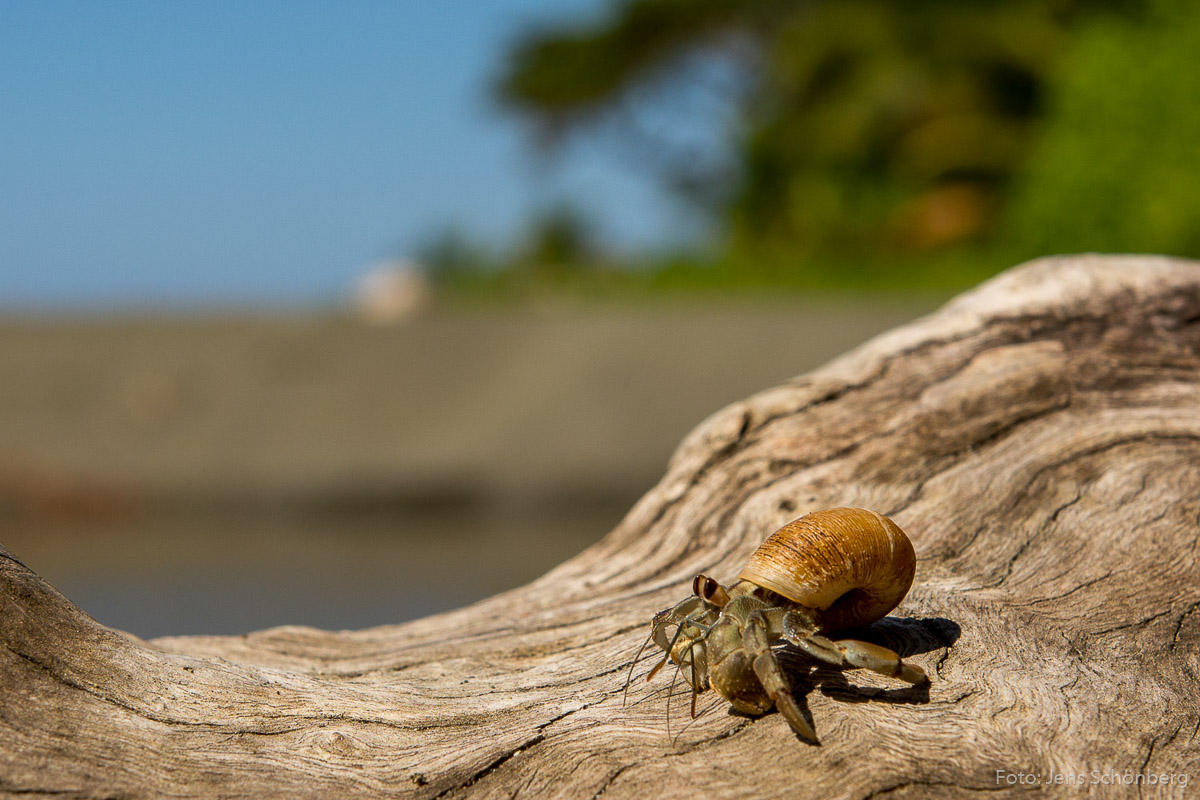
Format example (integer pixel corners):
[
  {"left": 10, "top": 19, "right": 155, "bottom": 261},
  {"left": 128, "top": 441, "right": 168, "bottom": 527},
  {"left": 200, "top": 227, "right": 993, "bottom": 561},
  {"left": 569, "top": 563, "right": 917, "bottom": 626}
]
[{"left": 429, "top": 0, "right": 1200, "bottom": 293}]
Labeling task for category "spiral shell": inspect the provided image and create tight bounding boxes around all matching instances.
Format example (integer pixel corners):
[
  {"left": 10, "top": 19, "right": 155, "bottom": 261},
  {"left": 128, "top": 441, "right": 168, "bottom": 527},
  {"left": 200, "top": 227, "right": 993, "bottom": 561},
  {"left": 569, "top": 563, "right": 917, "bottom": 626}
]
[{"left": 737, "top": 507, "right": 916, "bottom": 631}]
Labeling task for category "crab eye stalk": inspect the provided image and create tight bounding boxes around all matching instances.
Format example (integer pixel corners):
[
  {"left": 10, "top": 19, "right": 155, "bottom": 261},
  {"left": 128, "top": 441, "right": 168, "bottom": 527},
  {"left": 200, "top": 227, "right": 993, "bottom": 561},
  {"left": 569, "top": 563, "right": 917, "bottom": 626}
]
[{"left": 691, "top": 574, "right": 730, "bottom": 607}]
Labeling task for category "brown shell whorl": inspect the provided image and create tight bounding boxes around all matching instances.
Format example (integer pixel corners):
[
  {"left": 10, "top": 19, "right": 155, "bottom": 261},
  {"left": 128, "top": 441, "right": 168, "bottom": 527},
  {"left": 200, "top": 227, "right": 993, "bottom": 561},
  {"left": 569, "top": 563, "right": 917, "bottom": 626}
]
[{"left": 737, "top": 507, "right": 916, "bottom": 632}]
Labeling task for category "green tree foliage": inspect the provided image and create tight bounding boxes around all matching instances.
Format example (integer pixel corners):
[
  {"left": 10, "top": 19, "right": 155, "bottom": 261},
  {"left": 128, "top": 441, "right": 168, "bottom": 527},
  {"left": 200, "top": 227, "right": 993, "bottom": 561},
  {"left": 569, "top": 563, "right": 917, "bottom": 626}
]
[
  {"left": 418, "top": 226, "right": 496, "bottom": 284},
  {"left": 1005, "top": 0, "right": 1200, "bottom": 258},
  {"left": 517, "top": 205, "right": 601, "bottom": 281},
  {"left": 497, "top": 0, "right": 1139, "bottom": 264}
]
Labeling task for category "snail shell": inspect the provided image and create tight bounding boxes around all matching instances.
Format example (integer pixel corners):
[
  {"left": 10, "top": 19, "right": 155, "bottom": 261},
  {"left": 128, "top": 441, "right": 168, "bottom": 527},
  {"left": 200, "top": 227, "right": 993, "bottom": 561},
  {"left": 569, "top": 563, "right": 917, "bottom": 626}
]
[{"left": 737, "top": 507, "right": 916, "bottom": 632}]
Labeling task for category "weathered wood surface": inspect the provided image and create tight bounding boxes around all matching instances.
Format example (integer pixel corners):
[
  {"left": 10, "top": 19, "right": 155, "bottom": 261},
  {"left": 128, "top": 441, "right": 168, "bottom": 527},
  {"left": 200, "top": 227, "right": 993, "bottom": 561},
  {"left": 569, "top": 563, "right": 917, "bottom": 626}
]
[{"left": 3, "top": 254, "right": 1200, "bottom": 799}]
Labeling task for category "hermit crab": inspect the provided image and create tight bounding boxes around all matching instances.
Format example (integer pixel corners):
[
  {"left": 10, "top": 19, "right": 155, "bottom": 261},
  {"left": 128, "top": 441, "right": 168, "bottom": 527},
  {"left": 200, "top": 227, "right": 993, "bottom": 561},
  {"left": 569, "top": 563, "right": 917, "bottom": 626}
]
[{"left": 627, "top": 507, "right": 927, "bottom": 741}]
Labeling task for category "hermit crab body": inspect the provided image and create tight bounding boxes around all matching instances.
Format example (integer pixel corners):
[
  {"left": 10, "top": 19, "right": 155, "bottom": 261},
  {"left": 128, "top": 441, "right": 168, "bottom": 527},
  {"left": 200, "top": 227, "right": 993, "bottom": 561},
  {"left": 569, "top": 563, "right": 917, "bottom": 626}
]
[{"left": 629, "top": 508, "right": 927, "bottom": 741}]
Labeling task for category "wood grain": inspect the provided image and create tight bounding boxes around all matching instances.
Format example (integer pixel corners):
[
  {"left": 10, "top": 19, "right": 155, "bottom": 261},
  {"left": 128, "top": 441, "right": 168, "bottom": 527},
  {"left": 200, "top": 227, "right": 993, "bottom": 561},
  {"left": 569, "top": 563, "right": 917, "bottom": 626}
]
[{"left": 3, "top": 254, "right": 1199, "bottom": 798}]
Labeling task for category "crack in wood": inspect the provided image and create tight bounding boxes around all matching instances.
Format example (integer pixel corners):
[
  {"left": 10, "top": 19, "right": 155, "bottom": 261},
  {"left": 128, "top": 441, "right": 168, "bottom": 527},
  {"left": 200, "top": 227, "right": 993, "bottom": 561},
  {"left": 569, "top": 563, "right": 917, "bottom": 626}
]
[
  {"left": 431, "top": 734, "right": 547, "bottom": 800},
  {"left": 861, "top": 778, "right": 1007, "bottom": 798},
  {"left": 1170, "top": 601, "right": 1200, "bottom": 652}
]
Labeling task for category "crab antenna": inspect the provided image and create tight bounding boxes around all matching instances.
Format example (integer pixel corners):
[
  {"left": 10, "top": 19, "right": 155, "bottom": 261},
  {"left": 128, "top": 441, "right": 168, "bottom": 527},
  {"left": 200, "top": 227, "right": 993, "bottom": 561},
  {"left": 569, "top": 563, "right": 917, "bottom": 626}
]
[
  {"left": 665, "top": 667, "right": 679, "bottom": 738},
  {"left": 646, "top": 614, "right": 692, "bottom": 682},
  {"left": 689, "top": 640, "right": 699, "bottom": 719},
  {"left": 645, "top": 649, "right": 672, "bottom": 683},
  {"left": 622, "top": 629, "right": 657, "bottom": 707}
]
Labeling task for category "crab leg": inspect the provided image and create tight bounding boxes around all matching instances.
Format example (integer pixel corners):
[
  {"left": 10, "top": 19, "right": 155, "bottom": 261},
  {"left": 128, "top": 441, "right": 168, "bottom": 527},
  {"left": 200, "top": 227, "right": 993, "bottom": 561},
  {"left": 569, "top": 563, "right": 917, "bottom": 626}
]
[
  {"left": 744, "top": 613, "right": 817, "bottom": 741},
  {"left": 833, "top": 638, "right": 927, "bottom": 684},
  {"left": 784, "top": 620, "right": 927, "bottom": 685}
]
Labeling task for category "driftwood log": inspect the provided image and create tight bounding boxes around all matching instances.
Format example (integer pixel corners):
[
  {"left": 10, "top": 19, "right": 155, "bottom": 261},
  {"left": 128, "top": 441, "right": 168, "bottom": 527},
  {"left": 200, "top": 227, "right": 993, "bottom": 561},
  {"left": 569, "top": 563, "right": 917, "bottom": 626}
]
[{"left": 3, "top": 254, "right": 1200, "bottom": 798}]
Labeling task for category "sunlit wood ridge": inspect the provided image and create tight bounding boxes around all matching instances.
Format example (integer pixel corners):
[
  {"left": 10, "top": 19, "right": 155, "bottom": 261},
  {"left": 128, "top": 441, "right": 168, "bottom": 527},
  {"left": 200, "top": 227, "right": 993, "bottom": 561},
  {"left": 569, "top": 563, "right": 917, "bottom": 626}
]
[{"left": 3, "top": 254, "right": 1198, "bottom": 798}]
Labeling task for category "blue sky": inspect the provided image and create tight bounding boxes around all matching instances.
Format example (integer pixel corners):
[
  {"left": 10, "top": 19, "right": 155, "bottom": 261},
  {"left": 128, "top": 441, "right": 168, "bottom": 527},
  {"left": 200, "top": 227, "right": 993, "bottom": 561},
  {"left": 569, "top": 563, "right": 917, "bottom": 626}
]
[{"left": 0, "top": 1, "right": 700, "bottom": 308}]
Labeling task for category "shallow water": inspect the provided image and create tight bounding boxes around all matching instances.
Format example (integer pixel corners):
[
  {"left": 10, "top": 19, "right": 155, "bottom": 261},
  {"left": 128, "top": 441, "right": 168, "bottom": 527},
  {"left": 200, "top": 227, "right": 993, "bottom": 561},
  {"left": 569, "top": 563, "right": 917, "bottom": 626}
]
[
  {"left": 7, "top": 505, "right": 618, "bottom": 637},
  {"left": 0, "top": 296, "right": 947, "bottom": 637}
]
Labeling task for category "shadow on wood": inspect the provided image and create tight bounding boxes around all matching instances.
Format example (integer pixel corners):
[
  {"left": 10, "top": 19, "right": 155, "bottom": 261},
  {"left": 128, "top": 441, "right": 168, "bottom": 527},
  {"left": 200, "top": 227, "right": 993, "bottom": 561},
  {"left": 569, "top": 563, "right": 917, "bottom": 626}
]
[{"left": 3, "top": 255, "right": 1199, "bottom": 798}]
